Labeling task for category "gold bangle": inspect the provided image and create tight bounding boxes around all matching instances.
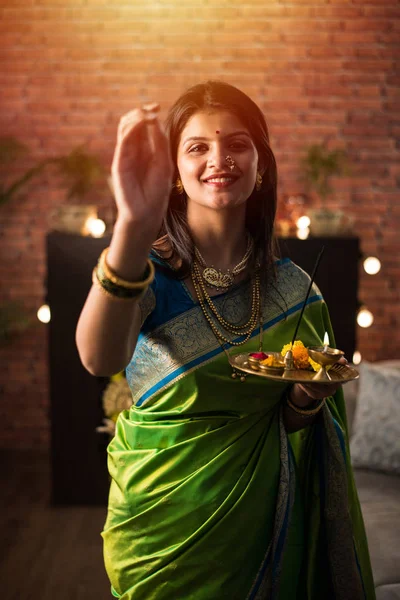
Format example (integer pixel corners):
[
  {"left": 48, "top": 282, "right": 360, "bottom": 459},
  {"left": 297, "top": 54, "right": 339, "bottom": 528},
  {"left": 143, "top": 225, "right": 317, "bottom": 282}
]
[
  {"left": 99, "top": 248, "right": 155, "bottom": 290},
  {"left": 92, "top": 268, "right": 148, "bottom": 302},
  {"left": 285, "top": 392, "right": 325, "bottom": 417}
]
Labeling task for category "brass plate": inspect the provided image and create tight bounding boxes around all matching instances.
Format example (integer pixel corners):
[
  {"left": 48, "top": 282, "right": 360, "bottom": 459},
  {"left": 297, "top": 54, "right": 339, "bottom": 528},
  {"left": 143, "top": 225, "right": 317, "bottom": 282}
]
[{"left": 229, "top": 352, "right": 359, "bottom": 384}]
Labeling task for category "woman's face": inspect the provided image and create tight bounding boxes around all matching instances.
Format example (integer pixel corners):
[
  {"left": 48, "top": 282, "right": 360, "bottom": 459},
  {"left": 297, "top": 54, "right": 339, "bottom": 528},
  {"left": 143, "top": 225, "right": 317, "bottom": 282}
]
[{"left": 176, "top": 110, "right": 259, "bottom": 211}]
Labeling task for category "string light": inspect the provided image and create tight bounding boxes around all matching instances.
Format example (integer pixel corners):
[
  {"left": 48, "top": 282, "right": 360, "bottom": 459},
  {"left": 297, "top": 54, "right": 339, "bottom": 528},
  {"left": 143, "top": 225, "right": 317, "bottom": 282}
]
[
  {"left": 86, "top": 218, "right": 106, "bottom": 238},
  {"left": 357, "top": 308, "right": 374, "bottom": 328},
  {"left": 296, "top": 215, "right": 311, "bottom": 239},
  {"left": 37, "top": 304, "right": 51, "bottom": 323},
  {"left": 296, "top": 227, "right": 310, "bottom": 240},
  {"left": 296, "top": 215, "right": 311, "bottom": 229},
  {"left": 352, "top": 351, "right": 362, "bottom": 365},
  {"left": 363, "top": 256, "right": 381, "bottom": 275}
]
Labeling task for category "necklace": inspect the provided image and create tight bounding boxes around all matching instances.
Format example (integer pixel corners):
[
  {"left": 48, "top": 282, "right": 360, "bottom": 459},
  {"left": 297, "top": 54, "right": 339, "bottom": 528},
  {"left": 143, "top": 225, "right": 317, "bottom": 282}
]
[
  {"left": 194, "top": 235, "right": 254, "bottom": 291},
  {"left": 191, "top": 260, "right": 261, "bottom": 347}
]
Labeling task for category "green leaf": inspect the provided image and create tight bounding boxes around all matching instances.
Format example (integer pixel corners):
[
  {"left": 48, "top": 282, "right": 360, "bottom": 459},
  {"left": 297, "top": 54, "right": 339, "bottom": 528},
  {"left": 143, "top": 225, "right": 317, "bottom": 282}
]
[
  {"left": 300, "top": 144, "right": 349, "bottom": 199},
  {"left": 0, "top": 301, "right": 32, "bottom": 345},
  {"left": 0, "top": 136, "right": 29, "bottom": 166}
]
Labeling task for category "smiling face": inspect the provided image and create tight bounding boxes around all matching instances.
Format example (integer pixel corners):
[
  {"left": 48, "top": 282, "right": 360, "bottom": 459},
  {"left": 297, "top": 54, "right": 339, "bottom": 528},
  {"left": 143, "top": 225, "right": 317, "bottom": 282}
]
[{"left": 176, "top": 110, "right": 259, "bottom": 211}]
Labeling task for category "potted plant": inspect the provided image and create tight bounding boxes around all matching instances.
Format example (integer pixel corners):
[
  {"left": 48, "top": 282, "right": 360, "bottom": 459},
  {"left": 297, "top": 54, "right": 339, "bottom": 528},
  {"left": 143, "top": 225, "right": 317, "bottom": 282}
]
[
  {"left": 300, "top": 144, "right": 351, "bottom": 236},
  {"left": 0, "top": 137, "right": 48, "bottom": 343},
  {"left": 0, "top": 136, "right": 49, "bottom": 206},
  {"left": 0, "top": 137, "right": 107, "bottom": 211},
  {"left": 47, "top": 145, "right": 108, "bottom": 235},
  {"left": 0, "top": 138, "right": 108, "bottom": 342}
]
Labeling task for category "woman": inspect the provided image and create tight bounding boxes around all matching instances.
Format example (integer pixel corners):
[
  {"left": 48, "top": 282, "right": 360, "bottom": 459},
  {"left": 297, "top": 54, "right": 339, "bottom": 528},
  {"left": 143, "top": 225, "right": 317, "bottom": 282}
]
[{"left": 76, "top": 81, "right": 375, "bottom": 599}]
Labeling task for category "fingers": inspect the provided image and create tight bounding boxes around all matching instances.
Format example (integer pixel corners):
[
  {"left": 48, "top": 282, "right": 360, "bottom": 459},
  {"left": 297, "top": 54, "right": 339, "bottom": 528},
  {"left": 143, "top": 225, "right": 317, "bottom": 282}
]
[
  {"left": 112, "top": 110, "right": 146, "bottom": 173},
  {"left": 142, "top": 102, "right": 160, "bottom": 114},
  {"left": 117, "top": 103, "right": 160, "bottom": 142},
  {"left": 141, "top": 103, "right": 161, "bottom": 153},
  {"left": 112, "top": 105, "right": 161, "bottom": 174},
  {"left": 146, "top": 117, "right": 173, "bottom": 173},
  {"left": 297, "top": 382, "right": 341, "bottom": 400},
  {"left": 117, "top": 108, "right": 146, "bottom": 140}
]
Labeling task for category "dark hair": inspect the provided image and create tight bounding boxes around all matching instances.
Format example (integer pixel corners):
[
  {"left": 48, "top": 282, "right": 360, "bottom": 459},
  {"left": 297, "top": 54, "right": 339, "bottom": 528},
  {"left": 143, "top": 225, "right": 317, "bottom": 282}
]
[{"left": 153, "top": 80, "right": 278, "bottom": 283}]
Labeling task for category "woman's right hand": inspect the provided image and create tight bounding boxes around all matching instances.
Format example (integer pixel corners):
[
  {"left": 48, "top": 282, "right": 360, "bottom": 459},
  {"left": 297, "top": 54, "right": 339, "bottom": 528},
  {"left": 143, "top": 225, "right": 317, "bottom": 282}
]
[{"left": 111, "top": 103, "right": 173, "bottom": 234}]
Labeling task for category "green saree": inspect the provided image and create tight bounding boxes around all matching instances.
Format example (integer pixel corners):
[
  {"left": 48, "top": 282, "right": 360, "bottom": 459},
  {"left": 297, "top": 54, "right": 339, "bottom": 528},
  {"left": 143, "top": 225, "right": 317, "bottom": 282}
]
[{"left": 101, "top": 257, "right": 375, "bottom": 599}]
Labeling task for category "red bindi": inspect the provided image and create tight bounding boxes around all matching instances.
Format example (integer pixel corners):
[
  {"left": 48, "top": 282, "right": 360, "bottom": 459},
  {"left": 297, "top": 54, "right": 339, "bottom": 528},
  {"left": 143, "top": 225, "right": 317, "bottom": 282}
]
[{"left": 216, "top": 130, "right": 220, "bottom": 134}]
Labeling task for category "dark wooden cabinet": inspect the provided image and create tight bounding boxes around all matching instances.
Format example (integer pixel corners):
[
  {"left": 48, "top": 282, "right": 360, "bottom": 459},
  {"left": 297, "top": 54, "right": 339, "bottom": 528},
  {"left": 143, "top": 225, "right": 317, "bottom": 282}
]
[
  {"left": 277, "top": 236, "right": 361, "bottom": 359},
  {"left": 47, "top": 232, "right": 360, "bottom": 505},
  {"left": 47, "top": 232, "right": 112, "bottom": 505}
]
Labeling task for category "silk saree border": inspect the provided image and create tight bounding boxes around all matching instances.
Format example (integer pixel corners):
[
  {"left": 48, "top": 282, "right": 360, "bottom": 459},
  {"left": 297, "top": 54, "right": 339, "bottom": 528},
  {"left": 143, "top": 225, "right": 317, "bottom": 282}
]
[
  {"left": 248, "top": 407, "right": 368, "bottom": 600},
  {"left": 130, "top": 293, "right": 322, "bottom": 408},
  {"left": 126, "top": 260, "right": 323, "bottom": 407},
  {"left": 318, "top": 407, "right": 368, "bottom": 599},
  {"left": 246, "top": 406, "right": 296, "bottom": 600}
]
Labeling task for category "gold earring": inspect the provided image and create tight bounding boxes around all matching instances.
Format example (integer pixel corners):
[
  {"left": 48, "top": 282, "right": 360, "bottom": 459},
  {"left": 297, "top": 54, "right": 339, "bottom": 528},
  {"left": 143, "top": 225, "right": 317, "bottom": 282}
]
[
  {"left": 175, "top": 177, "right": 184, "bottom": 194},
  {"left": 255, "top": 172, "right": 262, "bottom": 191}
]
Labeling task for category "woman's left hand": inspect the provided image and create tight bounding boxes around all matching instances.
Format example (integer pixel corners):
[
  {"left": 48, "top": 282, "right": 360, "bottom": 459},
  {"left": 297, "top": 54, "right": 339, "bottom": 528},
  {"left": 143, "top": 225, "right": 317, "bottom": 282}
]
[{"left": 291, "top": 357, "right": 348, "bottom": 408}]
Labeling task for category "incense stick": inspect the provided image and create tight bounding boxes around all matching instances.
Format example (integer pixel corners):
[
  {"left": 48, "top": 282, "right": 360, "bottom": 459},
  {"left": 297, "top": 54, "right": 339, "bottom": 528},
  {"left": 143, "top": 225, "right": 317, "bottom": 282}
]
[{"left": 291, "top": 246, "right": 325, "bottom": 347}]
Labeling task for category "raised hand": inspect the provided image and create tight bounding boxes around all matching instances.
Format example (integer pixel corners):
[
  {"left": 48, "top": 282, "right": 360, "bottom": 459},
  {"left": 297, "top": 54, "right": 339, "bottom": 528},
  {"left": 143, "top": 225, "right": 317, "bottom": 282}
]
[{"left": 111, "top": 103, "right": 173, "bottom": 236}]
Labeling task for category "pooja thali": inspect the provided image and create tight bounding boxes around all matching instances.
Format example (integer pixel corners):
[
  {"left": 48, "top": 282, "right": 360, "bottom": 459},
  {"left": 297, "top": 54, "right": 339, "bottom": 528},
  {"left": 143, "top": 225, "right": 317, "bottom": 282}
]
[{"left": 229, "top": 352, "right": 359, "bottom": 384}]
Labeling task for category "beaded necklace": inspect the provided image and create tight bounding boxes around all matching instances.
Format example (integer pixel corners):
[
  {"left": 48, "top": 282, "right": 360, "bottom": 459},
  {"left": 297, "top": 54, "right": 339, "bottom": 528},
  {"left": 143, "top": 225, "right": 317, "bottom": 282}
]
[
  {"left": 191, "top": 258, "right": 263, "bottom": 341},
  {"left": 191, "top": 260, "right": 264, "bottom": 380}
]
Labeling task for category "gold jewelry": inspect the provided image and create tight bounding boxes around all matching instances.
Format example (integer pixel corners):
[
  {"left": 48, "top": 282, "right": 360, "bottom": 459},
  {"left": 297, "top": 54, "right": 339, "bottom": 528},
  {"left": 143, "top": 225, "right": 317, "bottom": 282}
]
[
  {"left": 191, "top": 260, "right": 264, "bottom": 380},
  {"left": 93, "top": 268, "right": 148, "bottom": 301},
  {"left": 225, "top": 155, "right": 236, "bottom": 171},
  {"left": 285, "top": 391, "right": 325, "bottom": 417},
  {"left": 194, "top": 235, "right": 254, "bottom": 291},
  {"left": 175, "top": 177, "right": 184, "bottom": 194},
  {"left": 99, "top": 248, "right": 155, "bottom": 290},
  {"left": 191, "top": 261, "right": 260, "bottom": 346},
  {"left": 256, "top": 171, "right": 262, "bottom": 191}
]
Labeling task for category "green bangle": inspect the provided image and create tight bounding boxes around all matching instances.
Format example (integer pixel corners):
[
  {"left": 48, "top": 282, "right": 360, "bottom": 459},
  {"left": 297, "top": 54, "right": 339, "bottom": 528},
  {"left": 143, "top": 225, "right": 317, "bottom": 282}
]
[
  {"left": 93, "top": 267, "right": 148, "bottom": 300},
  {"left": 99, "top": 249, "right": 155, "bottom": 290}
]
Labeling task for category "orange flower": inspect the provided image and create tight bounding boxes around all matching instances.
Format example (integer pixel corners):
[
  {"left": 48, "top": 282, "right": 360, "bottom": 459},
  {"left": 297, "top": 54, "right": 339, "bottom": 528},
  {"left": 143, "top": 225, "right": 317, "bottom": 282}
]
[{"left": 281, "top": 340, "right": 315, "bottom": 370}]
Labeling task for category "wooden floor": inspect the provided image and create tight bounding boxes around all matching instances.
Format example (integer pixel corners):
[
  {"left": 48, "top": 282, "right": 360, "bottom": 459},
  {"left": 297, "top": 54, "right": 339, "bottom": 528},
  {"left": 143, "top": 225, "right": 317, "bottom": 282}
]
[{"left": 1, "top": 449, "right": 111, "bottom": 600}]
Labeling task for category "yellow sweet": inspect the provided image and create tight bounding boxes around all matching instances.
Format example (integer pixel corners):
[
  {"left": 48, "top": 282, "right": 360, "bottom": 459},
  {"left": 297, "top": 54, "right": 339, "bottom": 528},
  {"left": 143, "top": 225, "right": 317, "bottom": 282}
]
[{"left": 260, "top": 355, "right": 281, "bottom": 367}]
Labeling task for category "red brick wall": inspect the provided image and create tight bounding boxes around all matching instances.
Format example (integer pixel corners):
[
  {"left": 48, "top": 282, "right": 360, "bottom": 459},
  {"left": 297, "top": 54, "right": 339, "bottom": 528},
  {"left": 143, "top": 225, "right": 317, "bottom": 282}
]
[{"left": 1, "top": 0, "right": 399, "bottom": 449}]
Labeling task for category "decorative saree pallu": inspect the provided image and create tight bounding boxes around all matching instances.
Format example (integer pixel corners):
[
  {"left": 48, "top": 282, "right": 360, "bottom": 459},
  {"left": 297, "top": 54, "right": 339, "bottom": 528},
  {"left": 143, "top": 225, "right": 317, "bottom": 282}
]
[{"left": 101, "top": 258, "right": 376, "bottom": 600}]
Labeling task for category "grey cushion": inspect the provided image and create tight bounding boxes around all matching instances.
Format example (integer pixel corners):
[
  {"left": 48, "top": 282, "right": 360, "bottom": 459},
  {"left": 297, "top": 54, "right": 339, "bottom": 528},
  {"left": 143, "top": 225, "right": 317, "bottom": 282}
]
[
  {"left": 343, "top": 376, "right": 359, "bottom": 436},
  {"left": 343, "top": 360, "right": 400, "bottom": 439},
  {"left": 376, "top": 585, "right": 400, "bottom": 600},
  {"left": 343, "top": 361, "right": 400, "bottom": 590},
  {"left": 350, "top": 362, "right": 400, "bottom": 474},
  {"left": 354, "top": 469, "right": 400, "bottom": 587}
]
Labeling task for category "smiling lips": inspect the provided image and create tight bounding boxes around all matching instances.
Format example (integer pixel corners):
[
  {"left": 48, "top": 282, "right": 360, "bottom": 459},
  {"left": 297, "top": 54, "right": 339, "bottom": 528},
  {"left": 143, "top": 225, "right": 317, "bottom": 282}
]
[{"left": 203, "top": 173, "right": 239, "bottom": 187}]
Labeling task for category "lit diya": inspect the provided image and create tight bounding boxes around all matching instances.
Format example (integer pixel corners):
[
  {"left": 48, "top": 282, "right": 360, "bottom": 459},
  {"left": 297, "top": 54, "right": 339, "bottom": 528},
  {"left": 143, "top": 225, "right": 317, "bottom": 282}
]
[{"left": 308, "top": 332, "right": 345, "bottom": 381}]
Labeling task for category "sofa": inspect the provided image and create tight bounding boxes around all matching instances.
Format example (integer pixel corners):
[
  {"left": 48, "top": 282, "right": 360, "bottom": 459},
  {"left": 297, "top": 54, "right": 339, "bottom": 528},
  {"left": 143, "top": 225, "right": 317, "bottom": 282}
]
[{"left": 344, "top": 360, "right": 400, "bottom": 600}]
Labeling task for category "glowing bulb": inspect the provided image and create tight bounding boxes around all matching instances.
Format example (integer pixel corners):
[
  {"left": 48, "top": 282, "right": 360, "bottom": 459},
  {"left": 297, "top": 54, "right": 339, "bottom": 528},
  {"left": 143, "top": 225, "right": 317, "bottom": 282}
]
[
  {"left": 296, "top": 226, "right": 310, "bottom": 240},
  {"left": 352, "top": 351, "right": 362, "bottom": 365},
  {"left": 296, "top": 215, "right": 311, "bottom": 229},
  {"left": 86, "top": 218, "right": 106, "bottom": 238},
  {"left": 37, "top": 304, "right": 51, "bottom": 323},
  {"left": 357, "top": 308, "right": 374, "bottom": 328},
  {"left": 363, "top": 256, "right": 381, "bottom": 275}
]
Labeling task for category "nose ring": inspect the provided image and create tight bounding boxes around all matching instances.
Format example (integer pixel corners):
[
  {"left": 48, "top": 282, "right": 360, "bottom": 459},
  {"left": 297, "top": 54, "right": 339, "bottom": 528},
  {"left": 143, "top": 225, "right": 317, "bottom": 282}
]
[{"left": 225, "top": 155, "right": 236, "bottom": 171}]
